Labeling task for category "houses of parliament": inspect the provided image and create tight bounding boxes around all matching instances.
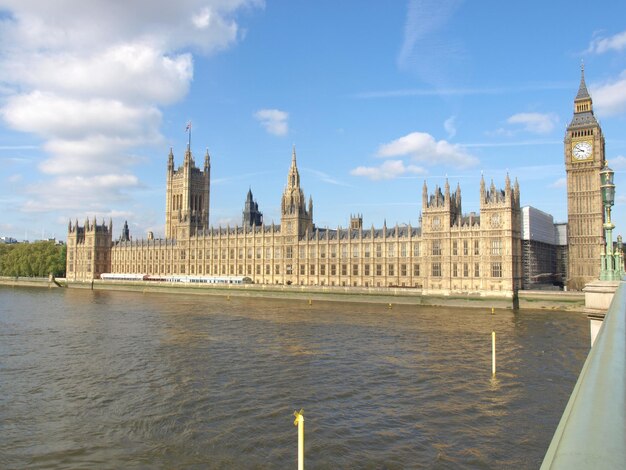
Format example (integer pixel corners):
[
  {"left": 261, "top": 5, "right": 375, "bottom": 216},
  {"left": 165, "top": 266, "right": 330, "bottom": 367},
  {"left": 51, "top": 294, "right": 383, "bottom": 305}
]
[{"left": 66, "top": 67, "right": 607, "bottom": 293}]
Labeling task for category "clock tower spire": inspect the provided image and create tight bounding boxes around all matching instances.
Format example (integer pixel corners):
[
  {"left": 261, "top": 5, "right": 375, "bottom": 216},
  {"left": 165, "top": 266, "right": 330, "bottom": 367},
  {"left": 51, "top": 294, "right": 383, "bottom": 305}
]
[{"left": 564, "top": 63, "right": 606, "bottom": 289}]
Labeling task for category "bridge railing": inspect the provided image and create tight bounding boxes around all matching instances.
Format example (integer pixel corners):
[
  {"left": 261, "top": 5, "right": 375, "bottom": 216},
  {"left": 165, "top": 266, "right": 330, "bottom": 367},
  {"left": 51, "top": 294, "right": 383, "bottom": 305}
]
[{"left": 541, "top": 280, "right": 626, "bottom": 469}]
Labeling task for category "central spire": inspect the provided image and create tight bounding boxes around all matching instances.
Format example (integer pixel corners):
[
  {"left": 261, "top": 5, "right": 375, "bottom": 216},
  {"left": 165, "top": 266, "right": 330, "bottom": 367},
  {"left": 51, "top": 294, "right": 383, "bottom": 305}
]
[
  {"left": 288, "top": 145, "right": 300, "bottom": 188},
  {"left": 281, "top": 146, "right": 313, "bottom": 237}
]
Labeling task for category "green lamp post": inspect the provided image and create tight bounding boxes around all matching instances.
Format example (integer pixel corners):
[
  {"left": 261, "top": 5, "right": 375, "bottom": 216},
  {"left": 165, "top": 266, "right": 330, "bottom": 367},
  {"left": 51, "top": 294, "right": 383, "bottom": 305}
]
[{"left": 599, "top": 163, "right": 622, "bottom": 280}]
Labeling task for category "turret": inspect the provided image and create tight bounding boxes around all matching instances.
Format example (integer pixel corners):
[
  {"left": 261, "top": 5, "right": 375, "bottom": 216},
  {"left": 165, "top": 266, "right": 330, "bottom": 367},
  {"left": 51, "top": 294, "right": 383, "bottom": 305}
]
[
  {"left": 480, "top": 174, "right": 486, "bottom": 200},
  {"left": 167, "top": 147, "right": 174, "bottom": 174},
  {"left": 184, "top": 146, "right": 192, "bottom": 166}
]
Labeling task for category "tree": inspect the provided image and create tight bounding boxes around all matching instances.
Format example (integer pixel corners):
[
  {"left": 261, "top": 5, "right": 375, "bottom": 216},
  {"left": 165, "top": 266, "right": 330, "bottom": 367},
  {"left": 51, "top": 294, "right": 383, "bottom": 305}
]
[{"left": 0, "top": 241, "right": 66, "bottom": 277}]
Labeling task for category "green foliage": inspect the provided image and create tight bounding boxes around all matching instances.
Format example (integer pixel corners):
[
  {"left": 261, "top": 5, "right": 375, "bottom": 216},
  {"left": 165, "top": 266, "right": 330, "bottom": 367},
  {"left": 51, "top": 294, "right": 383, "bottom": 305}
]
[{"left": 0, "top": 241, "right": 66, "bottom": 277}]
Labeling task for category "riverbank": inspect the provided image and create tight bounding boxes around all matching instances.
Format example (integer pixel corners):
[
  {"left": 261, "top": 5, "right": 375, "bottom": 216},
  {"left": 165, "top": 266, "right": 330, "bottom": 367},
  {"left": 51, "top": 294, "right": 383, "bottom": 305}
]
[{"left": 0, "top": 276, "right": 586, "bottom": 311}]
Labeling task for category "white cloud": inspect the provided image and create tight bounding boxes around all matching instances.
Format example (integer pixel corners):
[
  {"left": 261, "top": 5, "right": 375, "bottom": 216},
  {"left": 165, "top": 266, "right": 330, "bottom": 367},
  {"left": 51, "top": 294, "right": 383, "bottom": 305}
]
[
  {"left": 351, "top": 160, "right": 426, "bottom": 181},
  {"left": 397, "top": 0, "right": 466, "bottom": 87},
  {"left": 0, "top": 1, "right": 259, "bottom": 55},
  {"left": 1, "top": 45, "right": 192, "bottom": 105},
  {"left": 0, "top": 0, "right": 262, "bottom": 214},
  {"left": 305, "top": 168, "right": 350, "bottom": 186},
  {"left": 21, "top": 174, "right": 140, "bottom": 213},
  {"left": 192, "top": 7, "right": 212, "bottom": 29},
  {"left": 7, "top": 174, "right": 22, "bottom": 183},
  {"left": 40, "top": 136, "right": 147, "bottom": 175},
  {"left": 549, "top": 177, "right": 566, "bottom": 189},
  {"left": 214, "top": 216, "right": 241, "bottom": 227},
  {"left": 2, "top": 91, "right": 162, "bottom": 140},
  {"left": 484, "top": 128, "right": 515, "bottom": 138},
  {"left": 587, "top": 30, "right": 626, "bottom": 54},
  {"left": 352, "top": 82, "right": 572, "bottom": 99},
  {"left": 592, "top": 72, "right": 626, "bottom": 116},
  {"left": 377, "top": 131, "right": 478, "bottom": 168},
  {"left": 254, "top": 108, "right": 289, "bottom": 136},
  {"left": 444, "top": 116, "right": 456, "bottom": 139},
  {"left": 506, "top": 112, "right": 559, "bottom": 134},
  {"left": 609, "top": 155, "right": 626, "bottom": 170}
]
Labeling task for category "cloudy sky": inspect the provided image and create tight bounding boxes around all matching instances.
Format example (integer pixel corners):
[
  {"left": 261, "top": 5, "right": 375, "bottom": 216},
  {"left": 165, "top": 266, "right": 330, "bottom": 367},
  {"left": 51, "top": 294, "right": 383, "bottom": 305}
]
[{"left": 1, "top": 0, "right": 625, "bottom": 240}]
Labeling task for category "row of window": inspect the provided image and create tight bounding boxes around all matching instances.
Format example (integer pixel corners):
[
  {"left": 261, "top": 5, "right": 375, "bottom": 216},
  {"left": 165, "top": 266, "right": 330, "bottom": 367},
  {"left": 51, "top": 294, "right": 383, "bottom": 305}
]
[
  {"left": 112, "top": 262, "right": 504, "bottom": 278},
  {"left": 112, "top": 239, "right": 501, "bottom": 262},
  {"left": 68, "top": 251, "right": 109, "bottom": 261}
]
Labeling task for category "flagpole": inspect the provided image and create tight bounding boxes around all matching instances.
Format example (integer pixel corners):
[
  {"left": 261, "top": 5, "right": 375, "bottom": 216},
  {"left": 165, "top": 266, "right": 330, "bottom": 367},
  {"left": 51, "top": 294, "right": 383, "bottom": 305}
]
[{"left": 187, "top": 121, "right": 192, "bottom": 151}]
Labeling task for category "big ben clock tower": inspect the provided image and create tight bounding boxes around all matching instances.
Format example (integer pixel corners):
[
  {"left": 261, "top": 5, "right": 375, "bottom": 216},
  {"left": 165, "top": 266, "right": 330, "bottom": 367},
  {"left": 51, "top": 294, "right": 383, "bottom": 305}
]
[{"left": 565, "top": 64, "right": 606, "bottom": 289}]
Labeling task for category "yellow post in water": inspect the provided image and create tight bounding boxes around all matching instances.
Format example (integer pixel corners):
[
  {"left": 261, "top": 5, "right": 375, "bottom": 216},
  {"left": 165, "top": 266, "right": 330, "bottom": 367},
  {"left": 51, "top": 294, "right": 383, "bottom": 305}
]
[
  {"left": 293, "top": 409, "right": 304, "bottom": 470},
  {"left": 492, "top": 331, "right": 496, "bottom": 377}
]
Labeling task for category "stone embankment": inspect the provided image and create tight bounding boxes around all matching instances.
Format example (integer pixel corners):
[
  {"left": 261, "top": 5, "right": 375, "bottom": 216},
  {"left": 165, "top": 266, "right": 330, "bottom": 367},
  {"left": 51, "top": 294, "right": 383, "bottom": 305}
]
[{"left": 0, "top": 276, "right": 585, "bottom": 311}]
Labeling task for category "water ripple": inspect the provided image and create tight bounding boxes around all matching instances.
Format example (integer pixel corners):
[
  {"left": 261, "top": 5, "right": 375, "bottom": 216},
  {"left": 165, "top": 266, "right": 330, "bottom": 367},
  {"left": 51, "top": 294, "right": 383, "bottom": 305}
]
[{"left": 0, "top": 287, "right": 588, "bottom": 469}]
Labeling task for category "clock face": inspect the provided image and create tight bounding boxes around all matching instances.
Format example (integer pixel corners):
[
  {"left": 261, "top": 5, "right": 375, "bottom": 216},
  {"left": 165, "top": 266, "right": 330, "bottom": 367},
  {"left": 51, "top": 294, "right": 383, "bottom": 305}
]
[{"left": 572, "top": 141, "right": 593, "bottom": 161}]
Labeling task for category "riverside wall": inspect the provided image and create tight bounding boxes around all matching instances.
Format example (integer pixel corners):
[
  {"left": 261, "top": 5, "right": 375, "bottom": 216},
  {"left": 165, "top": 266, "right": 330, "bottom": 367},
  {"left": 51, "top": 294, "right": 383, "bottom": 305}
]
[{"left": 0, "top": 276, "right": 586, "bottom": 312}]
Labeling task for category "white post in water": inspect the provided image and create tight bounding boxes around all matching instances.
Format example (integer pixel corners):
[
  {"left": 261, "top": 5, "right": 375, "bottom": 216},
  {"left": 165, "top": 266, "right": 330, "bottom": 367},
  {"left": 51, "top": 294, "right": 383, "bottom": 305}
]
[
  {"left": 492, "top": 331, "right": 496, "bottom": 377},
  {"left": 294, "top": 409, "right": 304, "bottom": 470}
]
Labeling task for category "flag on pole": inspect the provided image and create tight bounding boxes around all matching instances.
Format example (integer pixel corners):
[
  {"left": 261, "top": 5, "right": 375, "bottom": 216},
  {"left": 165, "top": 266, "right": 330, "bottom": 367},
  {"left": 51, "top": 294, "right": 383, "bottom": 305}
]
[{"left": 185, "top": 121, "right": 192, "bottom": 150}]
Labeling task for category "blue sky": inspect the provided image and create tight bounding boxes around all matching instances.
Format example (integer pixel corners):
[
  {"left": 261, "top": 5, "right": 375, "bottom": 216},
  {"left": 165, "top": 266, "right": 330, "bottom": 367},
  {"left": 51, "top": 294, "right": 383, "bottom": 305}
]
[{"left": 1, "top": 0, "right": 626, "bottom": 241}]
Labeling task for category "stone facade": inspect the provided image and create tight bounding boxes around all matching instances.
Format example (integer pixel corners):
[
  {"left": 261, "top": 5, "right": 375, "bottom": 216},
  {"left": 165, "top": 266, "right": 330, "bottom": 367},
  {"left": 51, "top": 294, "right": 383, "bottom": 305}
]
[
  {"left": 66, "top": 218, "right": 112, "bottom": 281},
  {"left": 66, "top": 147, "right": 522, "bottom": 295},
  {"left": 165, "top": 146, "right": 210, "bottom": 239},
  {"left": 565, "top": 65, "right": 605, "bottom": 289}
]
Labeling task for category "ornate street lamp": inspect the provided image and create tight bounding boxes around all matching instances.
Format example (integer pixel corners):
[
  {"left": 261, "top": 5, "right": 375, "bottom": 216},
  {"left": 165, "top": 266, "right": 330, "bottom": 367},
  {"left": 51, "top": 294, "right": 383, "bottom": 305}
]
[{"left": 599, "top": 163, "right": 621, "bottom": 280}]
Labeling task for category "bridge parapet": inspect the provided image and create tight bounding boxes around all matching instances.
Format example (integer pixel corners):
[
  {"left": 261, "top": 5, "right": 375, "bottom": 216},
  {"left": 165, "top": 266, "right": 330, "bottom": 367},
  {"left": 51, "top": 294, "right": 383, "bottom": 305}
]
[{"left": 541, "top": 279, "right": 626, "bottom": 469}]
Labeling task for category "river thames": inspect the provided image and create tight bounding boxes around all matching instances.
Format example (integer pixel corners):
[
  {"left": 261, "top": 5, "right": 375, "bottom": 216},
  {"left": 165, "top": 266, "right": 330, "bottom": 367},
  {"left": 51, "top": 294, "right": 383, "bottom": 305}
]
[{"left": 0, "top": 287, "right": 588, "bottom": 469}]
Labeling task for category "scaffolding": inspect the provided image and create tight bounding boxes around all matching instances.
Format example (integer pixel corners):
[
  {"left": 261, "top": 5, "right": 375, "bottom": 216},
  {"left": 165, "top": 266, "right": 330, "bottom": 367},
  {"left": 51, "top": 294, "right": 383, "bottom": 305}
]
[
  {"left": 520, "top": 207, "right": 567, "bottom": 290},
  {"left": 522, "top": 239, "right": 560, "bottom": 290}
]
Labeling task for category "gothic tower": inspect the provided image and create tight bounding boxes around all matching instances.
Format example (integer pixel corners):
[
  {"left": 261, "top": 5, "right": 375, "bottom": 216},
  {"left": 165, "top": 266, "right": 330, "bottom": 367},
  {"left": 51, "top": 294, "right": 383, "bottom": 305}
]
[
  {"left": 479, "top": 174, "right": 523, "bottom": 291},
  {"left": 66, "top": 218, "right": 112, "bottom": 281},
  {"left": 165, "top": 146, "right": 211, "bottom": 239},
  {"left": 565, "top": 64, "right": 605, "bottom": 289},
  {"left": 242, "top": 188, "right": 263, "bottom": 228},
  {"left": 280, "top": 147, "right": 313, "bottom": 238}
]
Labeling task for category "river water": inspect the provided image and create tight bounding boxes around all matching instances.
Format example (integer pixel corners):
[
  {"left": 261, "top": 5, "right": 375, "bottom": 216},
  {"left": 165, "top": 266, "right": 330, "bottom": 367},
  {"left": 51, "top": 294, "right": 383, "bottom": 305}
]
[{"left": 0, "top": 287, "right": 589, "bottom": 469}]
